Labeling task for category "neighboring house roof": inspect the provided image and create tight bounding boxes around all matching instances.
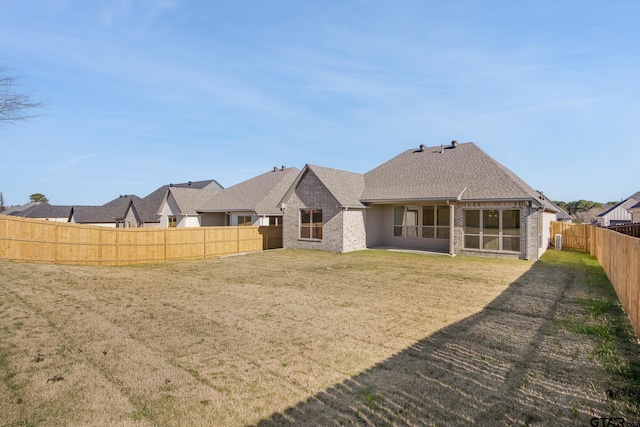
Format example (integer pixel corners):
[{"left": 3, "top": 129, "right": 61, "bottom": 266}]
[
  {"left": 282, "top": 164, "right": 366, "bottom": 209},
  {"left": 362, "top": 142, "right": 545, "bottom": 203},
  {"left": 7, "top": 203, "right": 72, "bottom": 219},
  {"left": 628, "top": 201, "right": 640, "bottom": 210},
  {"left": 198, "top": 167, "right": 300, "bottom": 215},
  {"left": 597, "top": 191, "right": 640, "bottom": 218},
  {"left": 141, "top": 179, "right": 224, "bottom": 223},
  {"left": 160, "top": 187, "right": 220, "bottom": 215},
  {"left": 102, "top": 194, "right": 142, "bottom": 208},
  {"left": 70, "top": 199, "right": 136, "bottom": 224},
  {"left": 3, "top": 202, "right": 41, "bottom": 215}
]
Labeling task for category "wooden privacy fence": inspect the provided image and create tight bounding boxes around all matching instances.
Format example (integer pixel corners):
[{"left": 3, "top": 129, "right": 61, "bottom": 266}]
[
  {"left": 550, "top": 221, "right": 640, "bottom": 338},
  {"left": 549, "top": 221, "right": 593, "bottom": 252},
  {"left": 0, "top": 215, "right": 273, "bottom": 266}
]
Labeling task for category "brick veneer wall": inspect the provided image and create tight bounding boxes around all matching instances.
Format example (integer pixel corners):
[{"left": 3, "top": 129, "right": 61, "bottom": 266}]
[
  {"left": 454, "top": 201, "right": 540, "bottom": 260},
  {"left": 342, "top": 209, "right": 367, "bottom": 252},
  {"left": 282, "top": 169, "right": 345, "bottom": 252}
]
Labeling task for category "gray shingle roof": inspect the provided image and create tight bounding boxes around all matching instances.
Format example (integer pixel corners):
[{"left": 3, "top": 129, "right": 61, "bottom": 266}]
[
  {"left": 198, "top": 167, "right": 300, "bottom": 215},
  {"left": 102, "top": 195, "right": 142, "bottom": 208},
  {"left": 70, "top": 202, "right": 133, "bottom": 224},
  {"left": 141, "top": 179, "right": 223, "bottom": 223},
  {"left": 3, "top": 202, "right": 41, "bottom": 215},
  {"left": 163, "top": 187, "right": 220, "bottom": 215},
  {"left": 9, "top": 203, "right": 72, "bottom": 219},
  {"left": 362, "top": 142, "right": 543, "bottom": 202}
]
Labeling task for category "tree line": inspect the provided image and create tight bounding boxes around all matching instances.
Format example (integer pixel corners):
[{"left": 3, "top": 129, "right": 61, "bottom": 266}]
[{"left": 553, "top": 200, "right": 617, "bottom": 216}]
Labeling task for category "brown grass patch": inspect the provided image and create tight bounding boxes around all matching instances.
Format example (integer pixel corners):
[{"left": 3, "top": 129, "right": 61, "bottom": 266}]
[{"left": 1, "top": 249, "right": 638, "bottom": 426}]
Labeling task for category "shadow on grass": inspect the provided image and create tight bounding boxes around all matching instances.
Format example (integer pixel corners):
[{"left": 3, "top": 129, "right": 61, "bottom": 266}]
[{"left": 255, "top": 251, "right": 640, "bottom": 426}]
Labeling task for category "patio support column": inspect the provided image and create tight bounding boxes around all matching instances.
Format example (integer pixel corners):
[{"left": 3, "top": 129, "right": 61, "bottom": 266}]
[{"left": 449, "top": 201, "right": 456, "bottom": 256}]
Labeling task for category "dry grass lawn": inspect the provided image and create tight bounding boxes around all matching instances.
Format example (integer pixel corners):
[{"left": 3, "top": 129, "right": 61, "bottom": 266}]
[{"left": 0, "top": 249, "right": 638, "bottom": 426}]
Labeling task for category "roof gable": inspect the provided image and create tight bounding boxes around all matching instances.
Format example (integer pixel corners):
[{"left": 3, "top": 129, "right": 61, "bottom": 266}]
[
  {"left": 597, "top": 191, "right": 640, "bottom": 218},
  {"left": 161, "top": 187, "right": 220, "bottom": 215},
  {"left": 281, "top": 165, "right": 365, "bottom": 209},
  {"left": 140, "top": 179, "right": 223, "bottom": 223}
]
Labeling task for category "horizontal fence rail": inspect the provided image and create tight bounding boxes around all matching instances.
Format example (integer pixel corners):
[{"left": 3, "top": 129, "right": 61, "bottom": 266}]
[
  {"left": 550, "top": 221, "right": 640, "bottom": 339},
  {"left": 0, "top": 215, "right": 278, "bottom": 266}
]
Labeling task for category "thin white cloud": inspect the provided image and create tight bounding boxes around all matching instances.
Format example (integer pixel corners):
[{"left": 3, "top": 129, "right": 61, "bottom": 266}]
[{"left": 51, "top": 153, "right": 97, "bottom": 171}]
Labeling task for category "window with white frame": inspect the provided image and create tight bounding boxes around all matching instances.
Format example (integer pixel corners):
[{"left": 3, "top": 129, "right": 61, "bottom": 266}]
[
  {"left": 394, "top": 205, "right": 449, "bottom": 239},
  {"left": 168, "top": 216, "right": 177, "bottom": 228},
  {"left": 463, "top": 209, "right": 520, "bottom": 252},
  {"left": 300, "top": 209, "right": 322, "bottom": 240}
]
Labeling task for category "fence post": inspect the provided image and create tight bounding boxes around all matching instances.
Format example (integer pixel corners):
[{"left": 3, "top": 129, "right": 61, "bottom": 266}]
[
  {"left": 54, "top": 223, "right": 59, "bottom": 263},
  {"left": 163, "top": 228, "right": 167, "bottom": 262},
  {"left": 115, "top": 228, "right": 119, "bottom": 266}
]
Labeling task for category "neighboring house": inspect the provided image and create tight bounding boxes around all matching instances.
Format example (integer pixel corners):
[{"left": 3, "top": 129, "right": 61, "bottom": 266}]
[
  {"left": 69, "top": 196, "right": 141, "bottom": 228},
  {"left": 280, "top": 141, "right": 564, "bottom": 260},
  {"left": 139, "top": 180, "right": 224, "bottom": 228},
  {"left": 195, "top": 166, "right": 300, "bottom": 227},
  {"left": 595, "top": 191, "right": 640, "bottom": 226},
  {"left": 67, "top": 180, "right": 224, "bottom": 228},
  {"left": 6, "top": 203, "right": 72, "bottom": 222},
  {"left": 628, "top": 201, "right": 640, "bottom": 223},
  {"left": 157, "top": 187, "right": 220, "bottom": 228}
]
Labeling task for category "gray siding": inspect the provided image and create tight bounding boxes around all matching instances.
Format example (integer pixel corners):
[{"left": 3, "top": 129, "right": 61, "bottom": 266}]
[
  {"left": 373, "top": 204, "right": 450, "bottom": 252},
  {"left": 365, "top": 205, "right": 384, "bottom": 247},
  {"left": 200, "top": 212, "right": 227, "bottom": 226}
]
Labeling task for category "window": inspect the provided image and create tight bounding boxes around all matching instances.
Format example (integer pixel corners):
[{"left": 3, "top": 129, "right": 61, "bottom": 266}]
[
  {"left": 394, "top": 205, "right": 449, "bottom": 239},
  {"left": 300, "top": 209, "right": 322, "bottom": 239},
  {"left": 168, "top": 216, "right": 177, "bottom": 228},
  {"left": 238, "top": 215, "right": 252, "bottom": 226},
  {"left": 394, "top": 206, "right": 418, "bottom": 237},
  {"left": 268, "top": 216, "right": 280, "bottom": 226},
  {"left": 300, "top": 209, "right": 322, "bottom": 240},
  {"left": 464, "top": 209, "right": 520, "bottom": 252}
]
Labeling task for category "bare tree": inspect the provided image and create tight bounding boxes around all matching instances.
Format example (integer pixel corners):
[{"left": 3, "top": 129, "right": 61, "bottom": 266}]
[{"left": 0, "top": 67, "right": 43, "bottom": 125}]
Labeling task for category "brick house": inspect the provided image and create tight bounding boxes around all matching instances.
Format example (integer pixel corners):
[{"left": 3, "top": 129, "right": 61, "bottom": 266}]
[{"left": 279, "top": 141, "right": 566, "bottom": 260}]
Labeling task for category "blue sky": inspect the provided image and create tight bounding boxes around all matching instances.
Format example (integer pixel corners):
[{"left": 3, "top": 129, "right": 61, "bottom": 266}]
[{"left": 1, "top": 0, "right": 638, "bottom": 206}]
